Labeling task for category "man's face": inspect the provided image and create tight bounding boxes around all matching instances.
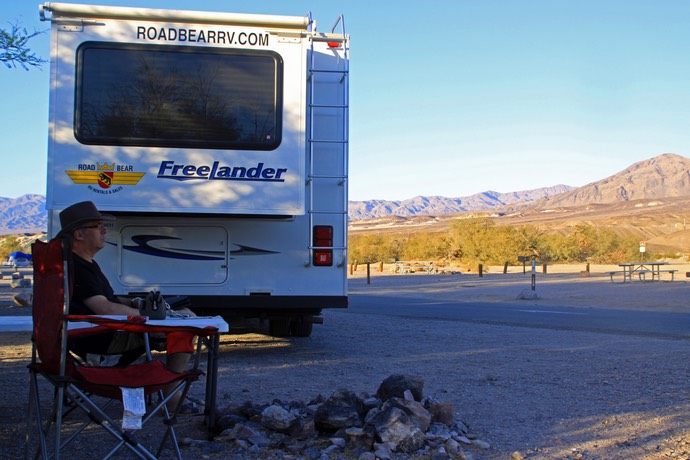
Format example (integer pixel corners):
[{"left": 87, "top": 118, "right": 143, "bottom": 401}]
[{"left": 76, "top": 220, "right": 107, "bottom": 251}]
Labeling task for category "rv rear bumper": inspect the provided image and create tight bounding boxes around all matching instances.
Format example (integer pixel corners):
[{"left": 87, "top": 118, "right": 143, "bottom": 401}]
[{"left": 188, "top": 295, "right": 348, "bottom": 312}]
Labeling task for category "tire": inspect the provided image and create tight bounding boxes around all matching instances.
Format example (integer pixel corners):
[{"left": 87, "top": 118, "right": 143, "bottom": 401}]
[
  {"left": 290, "top": 315, "right": 313, "bottom": 338},
  {"left": 269, "top": 318, "right": 291, "bottom": 337}
]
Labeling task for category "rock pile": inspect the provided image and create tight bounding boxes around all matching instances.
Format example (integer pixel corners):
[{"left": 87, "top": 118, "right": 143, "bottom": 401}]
[
  {"left": 189, "top": 374, "right": 490, "bottom": 459},
  {"left": 10, "top": 272, "right": 31, "bottom": 289}
]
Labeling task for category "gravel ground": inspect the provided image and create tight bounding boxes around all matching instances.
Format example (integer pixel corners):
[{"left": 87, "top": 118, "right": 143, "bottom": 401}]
[{"left": 2, "top": 266, "right": 690, "bottom": 459}]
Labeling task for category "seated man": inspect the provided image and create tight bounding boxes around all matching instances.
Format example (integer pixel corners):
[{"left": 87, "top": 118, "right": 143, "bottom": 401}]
[{"left": 59, "top": 200, "right": 202, "bottom": 414}]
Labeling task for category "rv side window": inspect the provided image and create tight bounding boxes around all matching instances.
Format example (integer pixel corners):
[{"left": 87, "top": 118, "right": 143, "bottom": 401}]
[{"left": 74, "top": 42, "right": 283, "bottom": 150}]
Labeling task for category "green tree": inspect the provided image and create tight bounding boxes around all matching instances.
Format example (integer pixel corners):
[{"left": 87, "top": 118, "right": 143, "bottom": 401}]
[
  {"left": 348, "top": 220, "right": 656, "bottom": 267},
  {"left": 558, "top": 224, "right": 597, "bottom": 262},
  {"left": 400, "top": 232, "right": 448, "bottom": 261},
  {"left": 447, "top": 217, "right": 499, "bottom": 264},
  {"left": 0, "top": 235, "right": 23, "bottom": 261},
  {"left": 349, "top": 233, "right": 389, "bottom": 264},
  {"left": 512, "top": 225, "right": 545, "bottom": 259},
  {"left": 1, "top": 22, "right": 46, "bottom": 70}
]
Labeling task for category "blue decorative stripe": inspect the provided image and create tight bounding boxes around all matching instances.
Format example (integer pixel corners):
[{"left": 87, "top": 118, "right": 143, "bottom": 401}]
[{"left": 121, "top": 235, "right": 277, "bottom": 261}]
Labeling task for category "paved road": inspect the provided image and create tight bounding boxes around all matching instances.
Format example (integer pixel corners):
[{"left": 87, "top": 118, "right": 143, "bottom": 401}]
[{"left": 348, "top": 290, "right": 690, "bottom": 341}]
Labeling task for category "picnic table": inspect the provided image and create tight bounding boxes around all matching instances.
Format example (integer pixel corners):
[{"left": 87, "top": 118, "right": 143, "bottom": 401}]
[
  {"left": 394, "top": 261, "right": 435, "bottom": 274},
  {"left": 609, "top": 262, "right": 677, "bottom": 283}
]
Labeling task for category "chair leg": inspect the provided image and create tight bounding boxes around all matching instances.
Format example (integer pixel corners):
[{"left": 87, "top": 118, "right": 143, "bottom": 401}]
[
  {"left": 136, "top": 379, "right": 195, "bottom": 460},
  {"left": 54, "top": 386, "right": 67, "bottom": 459},
  {"left": 29, "top": 372, "right": 194, "bottom": 459},
  {"left": 26, "top": 373, "right": 80, "bottom": 460},
  {"left": 26, "top": 369, "right": 48, "bottom": 460},
  {"left": 59, "top": 391, "right": 117, "bottom": 452},
  {"left": 151, "top": 382, "right": 191, "bottom": 460},
  {"left": 40, "top": 386, "right": 63, "bottom": 459},
  {"left": 63, "top": 385, "right": 155, "bottom": 460}
]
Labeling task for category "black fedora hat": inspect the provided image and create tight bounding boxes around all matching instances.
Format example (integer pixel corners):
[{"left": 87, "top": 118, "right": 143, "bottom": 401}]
[{"left": 58, "top": 201, "right": 115, "bottom": 236}]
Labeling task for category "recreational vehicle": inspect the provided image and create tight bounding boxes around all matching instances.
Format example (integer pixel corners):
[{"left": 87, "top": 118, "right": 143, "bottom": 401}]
[{"left": 40, "top": 2, "right": 349, "bottom": 336}]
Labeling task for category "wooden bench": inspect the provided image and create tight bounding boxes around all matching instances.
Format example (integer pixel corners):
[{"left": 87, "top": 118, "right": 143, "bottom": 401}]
[
  {"left": 608, "top": 270, "right": 651, "bottom": 282},
  {"left": 608, "top": 271, "right": 627, "bottom": 282},
  {"left": 635, "top": 269, "right": 677, "bottom": 282},
  {"left": 609, "top": 269, "right": 678, "bottom": 282},
  {"left": 635, "top": 269, "right": 652, "bottom": 281},
  {"left": 652, "top": 269, "right": 678, "bottom": 282}
]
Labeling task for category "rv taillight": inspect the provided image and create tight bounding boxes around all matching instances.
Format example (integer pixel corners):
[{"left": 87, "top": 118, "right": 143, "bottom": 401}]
[
  {"left": 313, "top": 225, "right": 333, "bottom": 266},
  {"left": 327, "top": 41, "right": 340, "bottom": 48}
]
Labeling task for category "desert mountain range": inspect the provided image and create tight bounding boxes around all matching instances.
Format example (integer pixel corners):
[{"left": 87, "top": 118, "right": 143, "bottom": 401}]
[
  {"left": 349, "top": 153, "right": 690, "bottom": 254},
  {"left": 531, "top": 153, "right": 690, "bottom": 208},
  {"left": 348, "top": 185, "right": 575, "bottom": 220},
  {"left": 0, "top": 194, "right": 46, "bottom": 235},
  {"left": 349, "top": 153, "right": 690, "bottom": 220},
  {"left": 0, "top": 153, "right": 688, "bottom": 252}
]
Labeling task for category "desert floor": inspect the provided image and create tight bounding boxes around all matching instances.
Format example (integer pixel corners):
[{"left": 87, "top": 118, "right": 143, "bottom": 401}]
[{"left": 2, "top": 263, "right": 690, "bottom": 459}]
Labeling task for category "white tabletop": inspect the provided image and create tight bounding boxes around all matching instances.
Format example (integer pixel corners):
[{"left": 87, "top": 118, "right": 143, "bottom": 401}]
[
  {"left": 618, "top": 261, "right": 669, "bottom": 266},
  {"left": 147, "top": 316, "right": 229, "bottom": 332},
  {"left": 0, "top": 315, "right": 229, "bottom": 333}
]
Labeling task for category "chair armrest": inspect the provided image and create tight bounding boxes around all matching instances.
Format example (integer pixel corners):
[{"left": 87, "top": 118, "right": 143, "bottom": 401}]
[{"left": 66, "top": 324, "right": 113, "bottom": 340}]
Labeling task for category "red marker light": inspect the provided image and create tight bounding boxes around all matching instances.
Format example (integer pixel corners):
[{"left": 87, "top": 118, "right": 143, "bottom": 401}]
[
  {"left": 313, "top": 225, "right": 333, "bottom": 266},
  {"left": 327, "top": 41, "right": 340, "bottom": 48}
]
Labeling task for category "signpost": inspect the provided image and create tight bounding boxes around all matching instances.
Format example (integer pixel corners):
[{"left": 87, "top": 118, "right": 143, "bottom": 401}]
[
  {"left": 518, "top": 255, "right": 530, "bottom": 274},
  {"left": 531, "top": 258, "right": 536, "bottom": 291}
]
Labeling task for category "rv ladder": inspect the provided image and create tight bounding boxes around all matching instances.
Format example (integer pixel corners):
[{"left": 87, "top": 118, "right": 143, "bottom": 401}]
[{"left": 306, "top": 16, "right": 349, "bottom": 267}]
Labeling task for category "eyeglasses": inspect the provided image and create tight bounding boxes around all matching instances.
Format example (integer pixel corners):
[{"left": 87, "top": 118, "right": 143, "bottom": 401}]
[{"left": 79, "top": 223, "right": 106, "bottom": 231}]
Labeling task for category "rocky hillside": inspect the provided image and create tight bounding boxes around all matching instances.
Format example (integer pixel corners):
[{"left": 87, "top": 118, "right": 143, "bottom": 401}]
[
  {"left": 350, "top": 153, "right": 690, "bottom": 220},
  {"left": 0, "top": 194, "right": 46, "bottom": 235},
  {"left": 530, "top": 153, "right": 690, "bottom": 208}
]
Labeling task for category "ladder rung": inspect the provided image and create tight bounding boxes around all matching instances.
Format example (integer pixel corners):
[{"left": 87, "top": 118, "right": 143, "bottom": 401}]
[
  {"left": 309, "top": 210, "right": 348, "bottom": 215},
  {"left": 308, "top": 174, "right": 347, "bottom": 179},
  {"left": 310, "top": 69, "right": 349, "bottom": 75},
  {"left": 309, "top": 138, "right": 347, "bottom": 144},
  {"left": 310, "top": 103, "right": 348, "bottom": 109}
]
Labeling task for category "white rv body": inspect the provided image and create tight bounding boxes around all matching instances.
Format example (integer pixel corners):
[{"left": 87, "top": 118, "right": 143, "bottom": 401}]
[{"left": 40, "top": 3, "right": 349, "bottom": 335}]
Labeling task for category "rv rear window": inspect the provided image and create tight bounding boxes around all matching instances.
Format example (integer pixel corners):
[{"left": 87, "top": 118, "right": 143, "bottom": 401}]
[{"left": 74, "top": 42, "right": 283, "bottom": 150}]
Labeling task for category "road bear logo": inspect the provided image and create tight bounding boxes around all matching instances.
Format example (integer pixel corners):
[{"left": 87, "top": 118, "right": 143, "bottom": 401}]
[{"left": 66, "top": 162, "right": 144, "bottom": 189}]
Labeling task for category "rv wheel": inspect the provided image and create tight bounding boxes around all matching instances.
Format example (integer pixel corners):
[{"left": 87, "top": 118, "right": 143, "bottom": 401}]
[
  {"left": 269, "top": 318, "right": 291, "bottom": 337},
  {"left": 290, "top": 315, "right": 313, "bottom": 338}
]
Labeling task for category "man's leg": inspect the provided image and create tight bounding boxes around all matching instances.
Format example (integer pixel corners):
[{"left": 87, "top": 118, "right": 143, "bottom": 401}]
[
  {"left": 164, "top": 352, "right": 191, "bottom": 409},
  {"left": 164, "top": 329, "right": 198, "bottom": 412},
  {"left": 104, "top": 331, "right": 145, "bottom": 365}
]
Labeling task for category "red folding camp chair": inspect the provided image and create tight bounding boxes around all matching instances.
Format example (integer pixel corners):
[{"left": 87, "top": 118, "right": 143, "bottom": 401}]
[{"left": 26, "top": 237, "right": 219, "bottom": 459}]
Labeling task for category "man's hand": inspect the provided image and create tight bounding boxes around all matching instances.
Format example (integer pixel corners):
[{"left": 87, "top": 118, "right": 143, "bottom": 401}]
[{"left": 130, "top": 297, "right": 144, "bottom": 310}]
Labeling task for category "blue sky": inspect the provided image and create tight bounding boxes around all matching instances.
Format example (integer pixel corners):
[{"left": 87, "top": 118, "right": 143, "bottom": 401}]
[{"left": 2, "top": 1, "right": 689, "bottom": 201}]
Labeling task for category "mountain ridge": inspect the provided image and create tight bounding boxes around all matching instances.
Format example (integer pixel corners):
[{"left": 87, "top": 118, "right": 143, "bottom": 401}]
[
  {"left": 0, "top": 194, "right": 47, "bottom": 235},
  {"left": 532, "top": 153, "right": 690, "bottom": 208},
  {"left": 348, "top": 185, "right": 575, "bottom": 220}
]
